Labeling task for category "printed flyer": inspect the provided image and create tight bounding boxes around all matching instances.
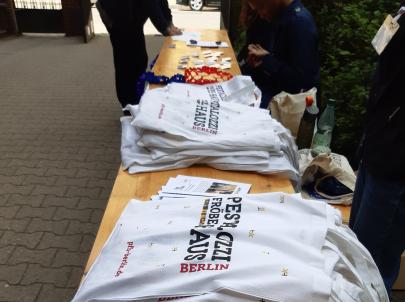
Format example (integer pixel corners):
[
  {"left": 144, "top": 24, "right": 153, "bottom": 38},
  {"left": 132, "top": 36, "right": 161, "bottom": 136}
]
[{"left": 160, "top": 175, "right": 251, "bottom": 197}]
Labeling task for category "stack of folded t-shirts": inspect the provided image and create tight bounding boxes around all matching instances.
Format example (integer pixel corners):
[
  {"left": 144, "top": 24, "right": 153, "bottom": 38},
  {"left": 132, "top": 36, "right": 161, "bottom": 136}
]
[
  {"left": 72, "top": 193, "right": 388, "bottom": 302},
  {"left": 121, "top": 76, "right": 299, "bottom": 184}
]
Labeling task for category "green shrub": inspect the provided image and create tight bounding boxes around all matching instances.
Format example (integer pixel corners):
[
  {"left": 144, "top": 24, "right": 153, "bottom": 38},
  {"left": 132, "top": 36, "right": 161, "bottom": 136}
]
[
  {"left": 234, "top": 0, "right": 400, "bottom": 166},
  {"left": 303, "top": 0, "right": 400, "bottom": 166}
]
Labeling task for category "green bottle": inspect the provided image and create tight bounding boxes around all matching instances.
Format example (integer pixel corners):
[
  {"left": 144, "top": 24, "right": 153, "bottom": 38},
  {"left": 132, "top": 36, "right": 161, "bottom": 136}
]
[{"left": 312, "top": 99, "right": 336, "bottom": 155}]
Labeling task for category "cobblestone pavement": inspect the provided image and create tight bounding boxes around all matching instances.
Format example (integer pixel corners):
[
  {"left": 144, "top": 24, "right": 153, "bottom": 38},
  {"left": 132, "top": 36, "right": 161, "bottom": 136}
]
[
  {"left": 1, "top": 34, "right": 405, "bottom": 302},
  {"left": 0, "top": 34, "right": 162, "bottom": 302}
]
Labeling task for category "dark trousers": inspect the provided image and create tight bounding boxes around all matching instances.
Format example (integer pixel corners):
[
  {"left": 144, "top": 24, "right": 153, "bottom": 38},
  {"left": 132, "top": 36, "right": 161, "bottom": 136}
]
[
  {"left": 98, "top": 2, "right": 148, "bottom": 108},
  {"left": 349, "top": 164, "right": 405, "bottom": 296},
  {"left": 109, "top": 24, "right": 148, "bottom": 108}
]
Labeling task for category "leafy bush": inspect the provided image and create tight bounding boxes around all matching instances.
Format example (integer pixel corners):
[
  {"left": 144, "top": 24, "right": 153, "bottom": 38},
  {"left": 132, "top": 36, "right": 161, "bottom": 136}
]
[
  {"left": 234, "top": 0, "right": 400, "bottom": 166},
  {"left": 303, "top": 0, "right": 400, "bottom": 166}
]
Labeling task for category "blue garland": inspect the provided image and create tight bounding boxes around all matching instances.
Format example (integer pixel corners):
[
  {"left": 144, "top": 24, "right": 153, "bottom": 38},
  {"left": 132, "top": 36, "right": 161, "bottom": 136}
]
[
  {"left": 136, "top": 72, "right": 185, "bottom": 97},
  {"left": 136, "top": 56, "right": 185, "bottom": 97}
]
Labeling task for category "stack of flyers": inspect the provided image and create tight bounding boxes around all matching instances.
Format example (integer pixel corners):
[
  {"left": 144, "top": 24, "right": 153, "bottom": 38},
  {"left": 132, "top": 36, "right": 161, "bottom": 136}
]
[
  {"left": 187, "top": 41, "right": 229, "bottom": 48},
  {"left": 171, "top": 31, "right": 201, "bottom": 42},
  {"left": 150, "top": 175, "right": 251, "bottom": 201}
]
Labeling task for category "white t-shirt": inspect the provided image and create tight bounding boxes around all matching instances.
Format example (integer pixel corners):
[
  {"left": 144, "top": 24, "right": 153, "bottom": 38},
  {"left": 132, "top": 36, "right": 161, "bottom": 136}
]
[
  {"left": 120, "top": 81, "right": 300, "bottom": 181},
  {"left": 121, "top": 117, "right": 298, "bottom": 180},
  {"left": 73, "top": 194, "right": 388, "bottom": 302},
  {"left": 166, "top": 76, "right": 261, "bottom": 108},
  {"left": 149, "top": 147, "right": 271, "bottom": 161},
  {"left": 131, "top": 89, "right": 280, "bottom": 150}
]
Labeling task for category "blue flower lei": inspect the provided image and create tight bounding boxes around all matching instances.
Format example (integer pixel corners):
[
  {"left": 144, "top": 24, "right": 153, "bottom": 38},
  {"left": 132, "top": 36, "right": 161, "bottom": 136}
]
[{"left": 136, "top": 56, "right": 185, "bottom": 97}]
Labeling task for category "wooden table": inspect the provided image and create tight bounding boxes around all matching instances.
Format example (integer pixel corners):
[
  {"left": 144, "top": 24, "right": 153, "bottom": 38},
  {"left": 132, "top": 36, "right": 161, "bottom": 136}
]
[
  {"left": 84, "top": 29, "right": 350, "bottom": 275},
  {"left": 152, "top": 29, "right": 241, "bottom": 79}
]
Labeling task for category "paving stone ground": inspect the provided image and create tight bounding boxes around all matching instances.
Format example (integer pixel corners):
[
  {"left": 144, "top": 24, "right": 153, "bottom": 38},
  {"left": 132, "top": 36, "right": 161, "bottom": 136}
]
[
  {"left": 0, "top": 34, "right": 163, "bottom": 302},
  {"left": 1, "top": 34, "right": 405, "bottom": 302}
]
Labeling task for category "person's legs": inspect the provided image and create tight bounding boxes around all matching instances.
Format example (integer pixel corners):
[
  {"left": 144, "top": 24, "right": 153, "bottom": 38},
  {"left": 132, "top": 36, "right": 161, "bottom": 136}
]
[
  {"left": 350, "top": 165, "right": 405, "bottom": 295},
  {"left": 109, "top": 26, "right": 148, "bottom": 108},
  {"left": 378, "top": 192, "right": 405, "bottom": 293},
  {"left": 97, "top": 0, "right": 148, "bottom": 109},
  {"left": 349, "top": 163, "right": 366, "bottom": 229},
  {"left": 260, "top": 90, "right": 272, "bottom": 109}
]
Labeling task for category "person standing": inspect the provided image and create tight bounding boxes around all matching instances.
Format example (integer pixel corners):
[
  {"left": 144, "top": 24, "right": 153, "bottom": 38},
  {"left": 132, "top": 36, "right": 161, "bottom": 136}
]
[
  {"left": 241, "top": 0, "right": 319, "bottom": 108},
  {"left": 349, "top": 7, "right": 405, "bottom": 297},
  {"left": 97, "top": 0, "right": 182, "bottom": 112},
  {"left": 238, "top": 1, "right": 271, "bottom": 76}
]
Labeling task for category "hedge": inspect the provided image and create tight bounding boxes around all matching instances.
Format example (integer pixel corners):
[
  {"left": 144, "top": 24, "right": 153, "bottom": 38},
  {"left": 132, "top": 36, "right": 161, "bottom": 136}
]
[
  {"left": 235, "top": 1, "right": 401, "bottom": 166},
  {"left": 303, "top": 0, "right": 400, "bottom": 166}
]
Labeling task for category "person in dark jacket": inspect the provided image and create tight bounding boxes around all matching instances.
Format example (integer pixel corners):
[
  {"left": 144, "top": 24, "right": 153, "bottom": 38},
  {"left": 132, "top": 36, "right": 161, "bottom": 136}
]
[
  {"left": 240, "top": 0, "right": 319, "bottom": 108},
  {"left": 349, "top": 7, "right": 405, "bottom": 296},
  {"left": 238, "top": 2, "right": 271, "bottom": 76},
  {"left": 97, "top": 0, "right": 181, "bottom": 112}
]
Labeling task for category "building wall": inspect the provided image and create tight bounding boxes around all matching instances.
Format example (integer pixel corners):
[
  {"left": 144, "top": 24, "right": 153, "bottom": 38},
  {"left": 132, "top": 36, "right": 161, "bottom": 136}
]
[
  {"left": 61, "top": 0, "right": 83, "bottom": 36},
  {"left": 0, "top": 0, "right": 18, "bottom": 34}
]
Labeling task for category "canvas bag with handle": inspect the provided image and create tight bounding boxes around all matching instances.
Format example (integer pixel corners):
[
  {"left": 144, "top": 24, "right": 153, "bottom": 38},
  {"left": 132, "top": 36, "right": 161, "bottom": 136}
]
[
  {"left": 299, "top": 149, "right": 356, "bottom": 205},
  {"left": 269, "top": 88, "right": 317, "bottom": 137}
]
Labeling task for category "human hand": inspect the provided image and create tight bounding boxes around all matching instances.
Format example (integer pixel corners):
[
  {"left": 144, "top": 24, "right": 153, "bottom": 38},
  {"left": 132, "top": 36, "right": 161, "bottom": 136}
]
[
  {"left": 167, "top": 25, "right": 182, "bottom": 36},
  {"left": 247, "top": 54, "right": 263, "bottom": 68},
  {"left": 248, "top": 44, "right": 270, "bottom": 58}
]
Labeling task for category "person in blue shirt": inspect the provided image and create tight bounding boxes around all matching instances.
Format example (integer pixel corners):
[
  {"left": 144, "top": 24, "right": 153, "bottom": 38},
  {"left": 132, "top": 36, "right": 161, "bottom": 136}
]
[{"left": 240, "top": 0, "right": 320, "bottom": 108}]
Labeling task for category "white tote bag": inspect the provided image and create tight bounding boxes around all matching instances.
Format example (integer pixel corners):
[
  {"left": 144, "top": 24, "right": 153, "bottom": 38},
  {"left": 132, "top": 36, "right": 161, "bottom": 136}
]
[
  {"left": 270, "top": 88, "right": 317, "bottom": 138},
  {"left": 299, "top": 149, "right": 356, "bottom": 205}
]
